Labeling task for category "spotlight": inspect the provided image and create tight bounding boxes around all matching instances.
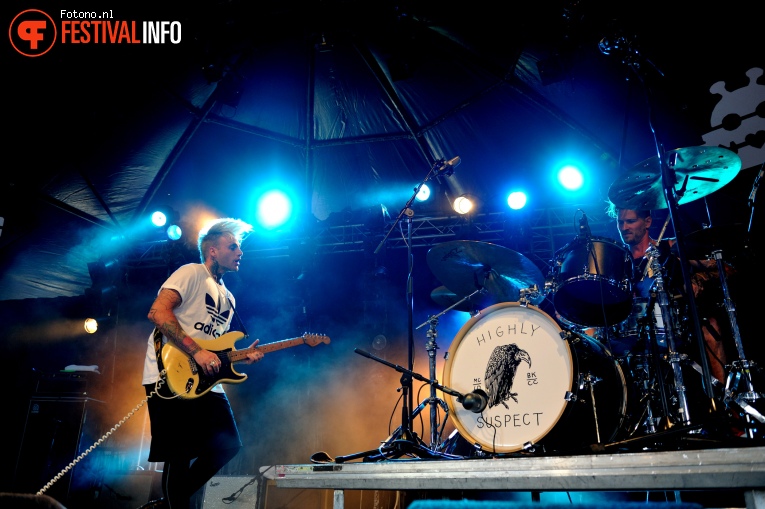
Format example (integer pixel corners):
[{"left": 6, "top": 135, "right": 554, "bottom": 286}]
[
  {"left": 452, "top": 194, "right": 474, "bottom": 215},
  {"left": 255, "top": 190, "right": 293, "bottom": 230},
  {"left": 557, "top": 165, "right": 584, "bottom": 191},
  {"left": 151, "top": 211, "right": 167, "bottom": 227},
  {"left": 150, "top": 207, "right": 182, "bottom": 240},
  {"left": 415, "top": 184, "right": 431, "bottom": 202},
  {"left": 167, "top": 224, "right": 183, "bottom": 241},
  {"left": 507, "top": 191, "right": 528, "bottom": 210},
  {"left": 84, "top": 318, "right": 98, "bottom": 334}
]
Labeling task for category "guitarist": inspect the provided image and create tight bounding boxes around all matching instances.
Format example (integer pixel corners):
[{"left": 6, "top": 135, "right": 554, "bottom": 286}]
[{"left": 141, "top": 217, "right": 264, "bottom": 509}]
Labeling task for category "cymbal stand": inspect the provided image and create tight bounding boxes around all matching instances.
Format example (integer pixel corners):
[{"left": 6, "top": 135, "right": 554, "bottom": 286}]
[
  {"left": 711, "top": 248, "right": 765, "bottom": 436},
  {"left": 657, "top": 148, "right": 719, "bottom": 415},
  {"left": 416, "top": 287, "right": 487, "bottom": 449},
  {"left": 645, "top": 244, "right": 692, "bottom": 426}
]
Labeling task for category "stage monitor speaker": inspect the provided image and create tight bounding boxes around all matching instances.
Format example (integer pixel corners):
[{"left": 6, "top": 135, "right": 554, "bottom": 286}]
[
  {"left": 13, "top": 397, "right": 103, "bottom": 504},
  {"left": 202, "top": 475, "right": 259, "bottom": 509}
]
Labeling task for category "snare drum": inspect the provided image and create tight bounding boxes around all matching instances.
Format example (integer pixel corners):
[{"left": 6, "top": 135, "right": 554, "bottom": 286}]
[
  {"left": 442, "top": 302, "right": 634, "bottom": 454},
  {"left": 551, "top": 236, "right": 633, "bottom": 328}
]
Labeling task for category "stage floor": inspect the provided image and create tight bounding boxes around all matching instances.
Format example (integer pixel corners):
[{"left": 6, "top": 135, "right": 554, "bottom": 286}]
[{"left": 261, "top": 443, "right": 765, "bottom": 509}]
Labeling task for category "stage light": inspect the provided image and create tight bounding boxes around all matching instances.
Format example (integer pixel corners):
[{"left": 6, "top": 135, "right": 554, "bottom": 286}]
[
  {"left": 507, "top": 191, "right": 528, "bottom": 210},
  {"left": 166, "top": 224, "right": 183, "bottom": 241},
  {"left": 151, "top": 211, "right": 167, "bottom": 227},
  {"left": 150, "top": 207, "right": 182, "bottom": 240},
  {"left": 84, "top": 318, "right": 98, "bottom": 334},
  {"left": 557, "top": 165, "right": 584, "bottom": 191},
  {"left": 255, "top": 190, "right": 293, "bottom": 230},
  {"left": 415, "top": 184, "right": 431, "bottom": 202},
  {"left": 453, "top": 194, "right": 474, "bottom": 215}
]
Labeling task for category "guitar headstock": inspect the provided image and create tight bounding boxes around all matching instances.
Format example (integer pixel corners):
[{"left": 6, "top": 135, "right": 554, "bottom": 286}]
[{"left": 302, "top": 332, "right": 331, "bottom": 346}]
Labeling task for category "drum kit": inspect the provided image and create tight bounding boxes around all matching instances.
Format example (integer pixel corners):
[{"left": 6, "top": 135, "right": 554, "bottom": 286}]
[
  {"left": 334, "top": 146, "right": 762, "bottom": 464},
  {"left": 417, "top": 146, "right": 764, "bottom": 457}
]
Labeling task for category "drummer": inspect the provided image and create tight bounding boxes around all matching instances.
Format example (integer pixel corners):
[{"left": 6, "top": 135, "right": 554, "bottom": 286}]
[{"left": 606, "top": 205, "right": 730, "bottom": 385}]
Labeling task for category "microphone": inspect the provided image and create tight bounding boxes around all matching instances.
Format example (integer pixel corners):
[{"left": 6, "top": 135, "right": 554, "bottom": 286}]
[
  {"left": 436, "top": 156, "right": 461, "bottom": 176},
  {"left": 578, "top": 211, "right": 592, "bottom": 238},
  {"left": 460, "top": 389, "right": 488, "bottom": 413}
]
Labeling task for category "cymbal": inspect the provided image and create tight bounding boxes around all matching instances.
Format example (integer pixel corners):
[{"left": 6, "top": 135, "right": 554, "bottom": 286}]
[
  {"left": 426, "top": 240, "right": 544, "bottom": 305},
  {"left": 607, "top": 146, "right": 741, "bottom": 210},
  {"left": 430, "top": 285, "right": 493, "bottom": 313},
  {"left": 683, "top": 223, "right": 750, "bottom": 259}
]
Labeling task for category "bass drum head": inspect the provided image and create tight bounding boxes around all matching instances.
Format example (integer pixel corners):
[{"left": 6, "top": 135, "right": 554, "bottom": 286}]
[
  {"left": 442, "top": 303, "right": 573, "bottom": 453},
  {"left": 442, "top": 302, "right": 631, "bottom": 454}
]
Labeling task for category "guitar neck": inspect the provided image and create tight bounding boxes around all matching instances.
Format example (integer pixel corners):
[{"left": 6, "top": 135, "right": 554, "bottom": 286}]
[{"left": 227, "top": 336, "right": 306, "bottom": 363}]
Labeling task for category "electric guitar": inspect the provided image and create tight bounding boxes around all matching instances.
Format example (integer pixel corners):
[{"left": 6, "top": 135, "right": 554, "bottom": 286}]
[{"left": 160, "top": 331, "right": 330, "bottom": 399}]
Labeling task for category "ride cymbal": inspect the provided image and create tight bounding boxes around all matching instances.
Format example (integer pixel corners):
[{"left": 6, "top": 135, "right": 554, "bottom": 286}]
[
  {"left": 608, "top": 146, "right": 742, "bottom": 210},
  {"left": 426, "top": 240, "right": 544, "bottom": 305}
]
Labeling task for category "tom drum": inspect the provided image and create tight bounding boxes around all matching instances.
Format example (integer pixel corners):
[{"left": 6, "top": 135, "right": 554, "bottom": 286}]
[{"left": 551, "top": 236, "right": 633, "bottom": 328}]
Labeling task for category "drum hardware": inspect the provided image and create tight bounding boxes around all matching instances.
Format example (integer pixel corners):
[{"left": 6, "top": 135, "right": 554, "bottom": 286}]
[
  {"left": 580, "top": 372, "right": 605, "bottom": 444},
  {"left": 417, "top": 286, "right": 487, "bottom": 449},
  {"left": 645, "top": 246, "right": 693, "bottom": 427},
  {"left": 725, "top": 360, "right": 765, "bottom": 437},
  {"left": 608, "top": 146, "right": 743, "bottom": 407},
  {"left": 682, "top": 220, "right": 763, "bottom": 436},
  {"left": 701, "top": 248, "right": 765, "bottom": 437}
]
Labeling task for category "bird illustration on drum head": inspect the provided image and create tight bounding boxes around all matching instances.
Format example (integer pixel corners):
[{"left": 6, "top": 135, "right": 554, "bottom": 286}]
[{"left": 484, "top": 344, "right": 531, "bottom": 409}]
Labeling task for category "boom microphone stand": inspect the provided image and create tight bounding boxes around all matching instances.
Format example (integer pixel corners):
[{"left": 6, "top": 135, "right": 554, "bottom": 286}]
[
  {"left": 601, "top": 33, "right": 716, "bottom": 403},
  {"left": 337, "top": 157, "right": 460, "bottom": 462},
  {"left": 333, "top": 348, "right": 485, "bottom": 462}
]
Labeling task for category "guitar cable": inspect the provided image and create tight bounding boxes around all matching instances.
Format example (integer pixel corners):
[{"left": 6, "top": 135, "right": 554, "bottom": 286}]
[{"left": 35, "top": 376, "right": 172, "bottom": 497}]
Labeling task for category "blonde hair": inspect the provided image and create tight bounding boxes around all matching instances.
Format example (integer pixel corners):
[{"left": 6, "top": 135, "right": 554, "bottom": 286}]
[
  {"left": 605, "top": 200, "right": 651, "bottom": 220},
  {"left": 197, "top": 218, "right": 253, "bottom": 262}
]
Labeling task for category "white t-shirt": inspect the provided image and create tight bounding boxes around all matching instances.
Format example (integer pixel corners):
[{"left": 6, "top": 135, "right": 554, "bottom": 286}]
[{"left": 142, "top": 263, "right": 236, "bottom": 392}]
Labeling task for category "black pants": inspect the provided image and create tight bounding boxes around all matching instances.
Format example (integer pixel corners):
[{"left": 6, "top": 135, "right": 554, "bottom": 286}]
[
  {"left": 143, "top": 384, "right": 244, "bottom": 509},
  {"left": 162, "top": 446, "right": 240, "bottom": 508}
]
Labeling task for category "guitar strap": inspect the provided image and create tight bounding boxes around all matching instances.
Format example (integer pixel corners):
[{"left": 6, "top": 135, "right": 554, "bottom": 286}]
[
  {"left": 152, "top": 327, "right": 165, "bottom": 372},
  {"left": 228, "top": 296, "right": 249, "bottom": 338}
]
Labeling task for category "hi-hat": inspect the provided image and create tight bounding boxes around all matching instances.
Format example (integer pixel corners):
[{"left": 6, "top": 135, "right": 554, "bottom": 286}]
[
  {"left": 426, "top": 240, "right": 544, "bottom": 305},
  {"left": 608, "top": 146, "right": 741, "bottom": 210}
]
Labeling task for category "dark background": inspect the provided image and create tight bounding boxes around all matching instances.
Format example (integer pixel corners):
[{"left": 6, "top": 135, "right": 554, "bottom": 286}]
[{"left": 2, "top": 1, "right": 763, "bottom": 505}]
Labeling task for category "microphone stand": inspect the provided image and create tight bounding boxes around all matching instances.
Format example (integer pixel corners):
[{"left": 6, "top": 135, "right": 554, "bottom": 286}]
[
  {"left": 332, "top": 349, "right": 478, "bottom": 463},
  {"left": 621, "top": 44, "right": 715, "bottom": 411},
  {"left": 337, "top": 159, "right": 448, "bottom": 460}
]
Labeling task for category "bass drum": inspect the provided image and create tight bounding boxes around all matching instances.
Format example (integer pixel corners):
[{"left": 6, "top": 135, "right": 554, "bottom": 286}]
[{"left": 442, "top": 302, "right": 634, "bottom": 454}]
